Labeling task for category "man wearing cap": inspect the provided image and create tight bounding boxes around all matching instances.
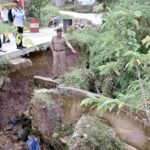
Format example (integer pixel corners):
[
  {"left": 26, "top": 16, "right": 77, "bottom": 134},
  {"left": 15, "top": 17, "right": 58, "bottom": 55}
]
[{"left": 51, "top": 28, "right": 76, "bottom": 79}]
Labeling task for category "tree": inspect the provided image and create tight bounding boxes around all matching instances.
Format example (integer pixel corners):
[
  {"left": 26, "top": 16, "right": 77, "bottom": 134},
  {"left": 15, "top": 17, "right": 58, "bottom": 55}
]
[
  {"left": 30, "top": 0, "right": 49, "bottom": 19},
  {"left": 66, "top": 0, "right": 150, "bottom": 114}
]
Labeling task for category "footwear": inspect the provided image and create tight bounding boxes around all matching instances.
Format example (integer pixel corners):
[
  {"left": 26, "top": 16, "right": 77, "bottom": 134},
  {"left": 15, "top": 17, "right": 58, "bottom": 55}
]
[
  {"left": 0, "top": 48, "right": 6, "bottom": 52},
  {"left": 6, "top": 40, "right": 10, "bottom": 43},
  {"left": 17, "top": 46, "right": 26, "bottom": 49},
  {"left": 17, "top": 46, "right": 24, "bottom": 49},
  {"left": 22, "top": 46, "right": 27, "bottom": 49}
]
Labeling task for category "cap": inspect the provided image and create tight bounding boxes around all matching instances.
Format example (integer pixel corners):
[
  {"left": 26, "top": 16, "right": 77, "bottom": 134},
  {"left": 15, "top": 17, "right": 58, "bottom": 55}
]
[{"left": 56, "top": 28, "right": 63, "bottom": 32}]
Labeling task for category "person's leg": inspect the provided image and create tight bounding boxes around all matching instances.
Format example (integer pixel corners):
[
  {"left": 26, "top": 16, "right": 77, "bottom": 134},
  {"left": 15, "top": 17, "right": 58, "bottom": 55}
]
[
  {"left": 59, "top": 51, "right": 66, "bottom": 78},
  {"left": 0, "top": 38, "right": 2, "bottom": 48},
  {"left": 3, "top": 22, "right": 10, "bottom": 43},
  {"left": 0, "top": 37, "right": 6, "bottom": 52},
  {"left": 16, "top": 27, "right": 23, "bottom": 48},
  {"left": 3, "top": 33, "right": 6, "bottom": 43},
  {"left": 52, "top": 51, "right": 59, "bottom": 79}
]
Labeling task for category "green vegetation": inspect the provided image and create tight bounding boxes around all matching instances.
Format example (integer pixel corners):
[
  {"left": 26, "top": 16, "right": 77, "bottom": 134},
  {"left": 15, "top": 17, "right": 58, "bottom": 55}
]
[
  {"left": 70, "top": 115, "right": 123, "bottom": 150},
  {"left": 65, "top": 68, "right": 89, "bottom": 90},
  {"left": 32, "top": 90, "right": 54, "bottom": 107},
  {"left": 0, "top": 22, "right": 15, "bottom": 33},
  {"left": 30, "top": 0, "right": 49, "bottom": 18},
  {"left": 0, "top": 57, "right": 9, "bottom": 72},
  {"left": 66, "top": 0, "right": 150, "bottom": 111}
]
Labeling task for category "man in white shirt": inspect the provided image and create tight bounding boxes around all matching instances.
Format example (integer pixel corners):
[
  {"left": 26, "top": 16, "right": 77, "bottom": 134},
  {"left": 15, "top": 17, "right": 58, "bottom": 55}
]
[
  {"left": 1, "top": 7, "right": 10, "bottom": 43},
  {"left": 12, "top": 0, "right": 26, "bottom": 49}
]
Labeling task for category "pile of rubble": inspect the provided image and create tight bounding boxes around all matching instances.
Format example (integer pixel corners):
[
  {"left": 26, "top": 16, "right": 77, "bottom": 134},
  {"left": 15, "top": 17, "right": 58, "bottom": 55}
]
[{"left": 73, "top": 18, "right": 96, "bottom": 30}]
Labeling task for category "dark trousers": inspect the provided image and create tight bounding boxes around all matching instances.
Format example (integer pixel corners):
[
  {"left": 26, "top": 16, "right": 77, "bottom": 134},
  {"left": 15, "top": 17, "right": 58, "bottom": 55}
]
[{"left": 16, "top": 27, "right": 23, "bottom": 47}]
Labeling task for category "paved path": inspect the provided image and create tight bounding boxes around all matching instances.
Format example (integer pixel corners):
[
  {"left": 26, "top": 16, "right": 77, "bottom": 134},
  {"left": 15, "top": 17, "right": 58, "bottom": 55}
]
[
  {"left": 0, "top": 28, "right": 55, "bottom": 60},
  {"left": 60, "top": 10, "right": 102, "bottom": 25},
  {"left": 0, "top": 11, "right": 102, "bottom": 60}
]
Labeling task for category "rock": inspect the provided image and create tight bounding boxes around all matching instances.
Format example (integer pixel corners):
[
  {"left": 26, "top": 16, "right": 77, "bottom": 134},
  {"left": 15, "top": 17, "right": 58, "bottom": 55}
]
[
  {"left": 0, "top": 76, "right": 10, "bottom": 91},
  {"left": 34, "top": 75, "right": 58, "bottom": 89},
  {"left": 103, "top": 113, "right": 150, "bottom": 150},
  {"left": 8, "top": 58, "right": 32, "bottom": 72},
  {"left": 3, "top": 125, "right": 13, "bottom": 132},
  {"left": 17, "top": 127, "right": 31, "bottom": 142},
  {"left": 69, "top": 115, "right": 123, "bottom": 150},
  {"left": 0, "top": 133, "right": 28, "bottom": 150},
  {"left": 0, "top": 76, "right": 5, "bottom": 89},
  {"left": 31, "top": 87, "right": 97, "bottom": 126},
  {"left": 31, "top": 90, "right": 63, "bottom": 142},
  {"left": 72, "top": 18, "right": 96, "bottom": 30},
  {"left": 124, "top": 144, "right": 138, "bottom": 150}
]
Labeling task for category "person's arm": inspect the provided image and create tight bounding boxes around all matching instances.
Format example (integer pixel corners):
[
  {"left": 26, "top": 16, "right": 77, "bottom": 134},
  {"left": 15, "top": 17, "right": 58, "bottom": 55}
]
[
  {"left": 64, "top": 37, "right": 76, "bottom": 53},
  {"left": 1, "top": 10, "right": 4, "bottom": 21},
  {"left": 50, "top": 37, "right": 55, "bottom": 52}
]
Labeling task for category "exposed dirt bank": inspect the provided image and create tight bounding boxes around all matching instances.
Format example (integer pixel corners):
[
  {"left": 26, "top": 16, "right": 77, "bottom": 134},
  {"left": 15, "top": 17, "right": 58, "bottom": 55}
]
[{"left": 0, "top": 50, "right": 78, "bottom": 129}]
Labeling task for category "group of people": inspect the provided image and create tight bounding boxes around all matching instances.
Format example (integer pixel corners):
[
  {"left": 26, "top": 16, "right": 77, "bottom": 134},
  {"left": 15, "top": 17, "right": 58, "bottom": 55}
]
[{"left": 0, "top": 0, "right": 26, "bottom": 52}]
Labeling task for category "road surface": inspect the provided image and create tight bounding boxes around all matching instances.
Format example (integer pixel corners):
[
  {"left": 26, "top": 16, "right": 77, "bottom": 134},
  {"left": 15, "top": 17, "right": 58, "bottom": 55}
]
[{"left": 60, "top": 10, "right": 102, "bottom": 25}]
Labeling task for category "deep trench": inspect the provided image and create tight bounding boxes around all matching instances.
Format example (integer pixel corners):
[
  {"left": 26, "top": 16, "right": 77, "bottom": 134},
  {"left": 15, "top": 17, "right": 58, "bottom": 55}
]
[
  {"left": 0, "top": 49, "right": 79, "bottom": 149},
  {"left": 0, "top": 50, "right": 149, "bottom": 150}
]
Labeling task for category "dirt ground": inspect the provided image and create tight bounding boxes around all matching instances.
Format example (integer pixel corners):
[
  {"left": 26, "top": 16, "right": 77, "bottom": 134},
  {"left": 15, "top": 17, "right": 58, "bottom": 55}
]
[{"left": 0, "top": 50, "right": 78, "bottom": 129}]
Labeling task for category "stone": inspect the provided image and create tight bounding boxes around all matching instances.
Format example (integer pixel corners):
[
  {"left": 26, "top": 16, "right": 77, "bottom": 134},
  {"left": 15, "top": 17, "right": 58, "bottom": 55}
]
[
  {"left": 69, "top": 115, "right": 123, "bottom": 150},
  {"left": 103, "top": 113, "right": 149, "bottom": 150},
  {"left": 0, "top": 76, "right": 10, "bottom": 91},
  {"left": 124, "top": 144, "right": 138, "bottom": 150},
  {"left": 3, "top": 125, "right": 13, "bottom": 132},
  {"left": 0, "top": 133, "right": 28, "bottom": 150},
  {"left": 0, "top": 76, "right": 5, "bottom": 89},
  {"left": 34, "top": 75, "right": 58, "bottom": 89},
  {"left": 72, "top": 18, "right": 96, "bottom": 30},
  {"left": 31, "top": 90, "right": 63, "bottom": 142},
  {"left": 17, "top": 127, "right": 31, "bottom": 142},
  {"left": 31, "top": 87, "right": 98, "bottom": 126},
  {"left": 8, "top": 58, "right": 32, "bottom": 72}
]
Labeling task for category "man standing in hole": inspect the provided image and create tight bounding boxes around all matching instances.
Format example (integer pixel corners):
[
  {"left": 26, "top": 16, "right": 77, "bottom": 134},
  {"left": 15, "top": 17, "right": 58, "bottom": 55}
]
[
  {"left": 12, "top": 0, "right": 26, "bottom": 49},
  {"left": 51, "top": 28, "right": 76, "bottom": 80}
]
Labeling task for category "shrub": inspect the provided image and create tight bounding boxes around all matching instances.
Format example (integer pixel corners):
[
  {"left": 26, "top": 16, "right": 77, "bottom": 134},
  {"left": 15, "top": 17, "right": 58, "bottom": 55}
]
[
  {"left": 65, "top": 68, "right": 89, "bottom": 90},
  {"left": 72, "top": 116, "right": 124, "bottom": 150},
  {"left": 67, "top": 0, "right": 150, "bottom": 109},
  {"left": 41, "top": 4, "right": 72, "bottom": 26}
]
